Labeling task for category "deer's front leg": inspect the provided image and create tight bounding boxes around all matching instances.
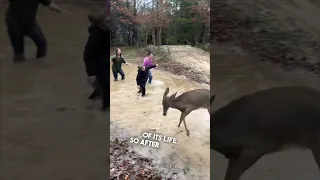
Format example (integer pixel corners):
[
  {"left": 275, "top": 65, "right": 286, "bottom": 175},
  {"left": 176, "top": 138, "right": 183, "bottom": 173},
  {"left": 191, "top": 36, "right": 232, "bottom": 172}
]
[{"left": 178, "top": 109, "right": 192, "bottom": 136}]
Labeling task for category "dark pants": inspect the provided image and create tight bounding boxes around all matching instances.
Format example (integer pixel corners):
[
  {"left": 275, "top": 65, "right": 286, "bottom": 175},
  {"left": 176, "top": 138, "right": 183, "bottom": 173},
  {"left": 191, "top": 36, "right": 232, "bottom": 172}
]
[
  {"left": 93, "top": 72, "right": 110, "bottom": 109},
  {"left": 98, "top": 74, "right": 110, "bottom": 109},
  {"left": 112, "top": 69, "right": 125, "bottom": 80},
  {"left": 6, "top": 21, "right": 47, "bottom": 59},
  {"left": 88, "top": 80, "right": 102, "bottom": 99},
  {"left": 139, "top": 82, "right": 146, "bottom": 96}
]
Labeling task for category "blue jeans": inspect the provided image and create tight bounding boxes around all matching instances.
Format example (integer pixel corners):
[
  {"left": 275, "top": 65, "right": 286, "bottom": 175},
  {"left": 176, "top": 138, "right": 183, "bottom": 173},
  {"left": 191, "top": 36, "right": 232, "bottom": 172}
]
[
  {"left": 112, "top": 69, "right": 125, "bottom": 80},
  {"left": 147, "top": 70, "right": 153, "bottom": 83}
]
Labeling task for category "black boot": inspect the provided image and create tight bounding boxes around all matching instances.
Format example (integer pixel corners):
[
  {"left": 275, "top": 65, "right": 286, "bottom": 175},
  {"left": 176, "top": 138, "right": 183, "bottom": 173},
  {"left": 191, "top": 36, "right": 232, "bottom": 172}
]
[
  {"left": 88, "top": 92, "right": 96, "bottom": 100},
  {"left": 13, "top": 55, "right": 26, "bottom": 63},
  {"left": 88, "top": 89, "right": 101, "bottom": 100},
  {"left": 36, "top": 49, "right": 47, "bottom": 59}
]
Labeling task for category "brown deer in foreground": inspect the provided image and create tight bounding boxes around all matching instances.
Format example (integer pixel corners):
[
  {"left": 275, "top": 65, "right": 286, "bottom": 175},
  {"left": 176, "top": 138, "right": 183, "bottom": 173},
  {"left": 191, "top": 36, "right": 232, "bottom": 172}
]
[
  {"left": 162, "top": 87, "right": 211, "bottom": 136},
  {"left": 211, "top": 86, "right": 320, "bottom": 180}
]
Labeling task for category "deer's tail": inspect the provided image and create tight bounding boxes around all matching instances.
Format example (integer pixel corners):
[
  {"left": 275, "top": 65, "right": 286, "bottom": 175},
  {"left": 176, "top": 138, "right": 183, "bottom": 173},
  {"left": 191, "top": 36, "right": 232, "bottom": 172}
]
[{"left": 210, "top": 95, "right": 215, "bottom": 104}]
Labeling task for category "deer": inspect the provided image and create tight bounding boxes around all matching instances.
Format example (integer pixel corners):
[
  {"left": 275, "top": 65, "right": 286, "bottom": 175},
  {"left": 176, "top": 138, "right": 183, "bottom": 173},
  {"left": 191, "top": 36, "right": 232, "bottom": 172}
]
[
  {"left": 210, "top": 86, "right": 320, "bottom": 180},
  {"left": 162, "top": 87, "right": 211, "bottom": 136}
]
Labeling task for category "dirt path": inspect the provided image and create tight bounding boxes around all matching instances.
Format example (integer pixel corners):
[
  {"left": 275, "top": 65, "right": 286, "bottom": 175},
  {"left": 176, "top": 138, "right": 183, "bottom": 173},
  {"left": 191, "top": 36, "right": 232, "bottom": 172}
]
[
  {"left": 0, "top": 4, "right": 110, "bottom": 180},
  {"left": 110, "top": 47, "right": 210, "bottom": 179}
]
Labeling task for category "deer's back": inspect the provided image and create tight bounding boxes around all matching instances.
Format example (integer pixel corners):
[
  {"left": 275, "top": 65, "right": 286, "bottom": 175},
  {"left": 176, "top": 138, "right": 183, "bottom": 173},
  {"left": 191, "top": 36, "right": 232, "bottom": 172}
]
[
  {"left": 211, "top": 86, "right": 320, "bottom": 157},
  {"left": 176, "top": 89, "right": 210, "bottom": 108}
]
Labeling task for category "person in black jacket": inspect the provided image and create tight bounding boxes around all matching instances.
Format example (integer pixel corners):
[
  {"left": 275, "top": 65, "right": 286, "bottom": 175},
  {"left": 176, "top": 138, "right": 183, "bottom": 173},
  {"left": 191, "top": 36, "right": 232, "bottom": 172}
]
[
  {"left": 4, "top": 0, "right": 69, "bottom": 63},
  {"left": 136, "top": 64, "right": 158, "bottom": 97},
  {"left": 83, "top": 11, "right": 110, "bottom": 111}
]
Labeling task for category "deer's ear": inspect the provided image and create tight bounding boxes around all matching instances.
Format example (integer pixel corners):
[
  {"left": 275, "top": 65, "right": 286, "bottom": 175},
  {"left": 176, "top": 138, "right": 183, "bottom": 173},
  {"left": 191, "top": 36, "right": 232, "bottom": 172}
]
[
  {"left": 170, "top": 92, "right": 177, "bottom": 99},
  {"left": 164, "top": 87, "right": 169, "bottom": 97}
]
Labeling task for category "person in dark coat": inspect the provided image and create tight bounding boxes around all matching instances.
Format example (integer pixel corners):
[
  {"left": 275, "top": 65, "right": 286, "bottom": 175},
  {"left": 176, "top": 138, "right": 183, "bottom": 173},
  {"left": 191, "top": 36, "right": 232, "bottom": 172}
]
[
  {"left": 83, "top": 11, "right": 110, "bottom": 111},
  {"left": 4, "top": 0, "right": 69, "bottom": 63},
  {"left": 136, "top": 64, "right": 158, "bottom": 97}
]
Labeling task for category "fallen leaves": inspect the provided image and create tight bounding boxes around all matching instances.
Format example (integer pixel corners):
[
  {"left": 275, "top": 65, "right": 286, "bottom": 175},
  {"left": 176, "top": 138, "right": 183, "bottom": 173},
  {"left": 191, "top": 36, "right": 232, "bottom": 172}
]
[{"left": 110, "top": 139, "right": 162, "bottom": 180}]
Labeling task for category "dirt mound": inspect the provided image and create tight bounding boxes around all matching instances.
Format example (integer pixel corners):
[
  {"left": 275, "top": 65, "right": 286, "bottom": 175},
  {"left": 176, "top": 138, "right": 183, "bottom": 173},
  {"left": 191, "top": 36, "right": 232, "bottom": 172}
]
[
  {"left": 142, "top": 45, "right": 210, "bottom": 84},
  {"left": 211, "top": 0, "right": 320, "bottom": 75}
]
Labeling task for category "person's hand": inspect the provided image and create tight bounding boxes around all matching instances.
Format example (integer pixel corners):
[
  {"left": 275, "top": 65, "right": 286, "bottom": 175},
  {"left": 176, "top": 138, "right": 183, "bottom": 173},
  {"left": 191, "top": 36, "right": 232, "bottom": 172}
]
[
  {"left": 87, "top": 76, "right": 96, "bottom": 85},
  {"left": 137, "top": 85, "right": 140, "bottom": 89},
  {"left": 61, "top": 9, "right": 71, "bottom": 15}
]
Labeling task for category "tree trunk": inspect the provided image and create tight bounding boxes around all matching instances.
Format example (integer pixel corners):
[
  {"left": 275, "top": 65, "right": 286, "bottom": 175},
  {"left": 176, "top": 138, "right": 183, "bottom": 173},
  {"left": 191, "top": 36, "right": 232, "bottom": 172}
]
[
  {"left": 152, "top": 27, "right": 156, "bottom": 46},
  {"left": 132, "top": 0, "right": 138, "bottom": 46},
  {"left": 145, "top": 29, "right": 148, "bottom": 46},
  {"left": 198, "top": 23, "right": 205, "bottom": 44},
  {"left": 156, "top": 0, "right": 159, "bottom": 49},
  {"left": 157, "top": 27, "right": 162, "bottom": 46}
]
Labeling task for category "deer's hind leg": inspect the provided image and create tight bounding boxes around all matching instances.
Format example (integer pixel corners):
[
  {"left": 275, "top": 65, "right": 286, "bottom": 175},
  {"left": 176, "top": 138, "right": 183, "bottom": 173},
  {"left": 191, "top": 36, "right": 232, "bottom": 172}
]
[
  {"left": 224, "top": 148, "right": 265, "bottom": 180},
  {"left": 178, "top": 109, "right": 193, "bottom": 136}
]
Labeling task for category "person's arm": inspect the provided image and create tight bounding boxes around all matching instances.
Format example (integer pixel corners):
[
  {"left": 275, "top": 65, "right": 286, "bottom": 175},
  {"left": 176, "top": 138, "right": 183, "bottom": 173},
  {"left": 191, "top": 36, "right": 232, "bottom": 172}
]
[
  {"left": 122, "top": 58, "right": 130, "bottom": 66},
  {"left": 151, "top": 60, "right": 157, "bottom": 68},
  {"left": 40, "top": 0, "right": 70, "bottom": 15},
  {"left": 146, "top": 64, "right": 158, "bottom": 71}
]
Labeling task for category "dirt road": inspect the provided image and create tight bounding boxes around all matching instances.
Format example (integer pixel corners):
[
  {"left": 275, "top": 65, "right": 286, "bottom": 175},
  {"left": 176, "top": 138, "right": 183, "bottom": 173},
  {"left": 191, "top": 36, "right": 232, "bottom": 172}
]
[{"left": 0, "top": 4, "right": 109, "bottom": 180}]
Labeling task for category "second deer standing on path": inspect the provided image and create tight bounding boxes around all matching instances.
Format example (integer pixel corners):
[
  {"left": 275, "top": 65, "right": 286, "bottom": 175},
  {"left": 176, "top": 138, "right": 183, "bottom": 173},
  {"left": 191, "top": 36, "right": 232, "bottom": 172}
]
[{"left": 162, "top": 87, "right": 211, "bottom": 136}]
